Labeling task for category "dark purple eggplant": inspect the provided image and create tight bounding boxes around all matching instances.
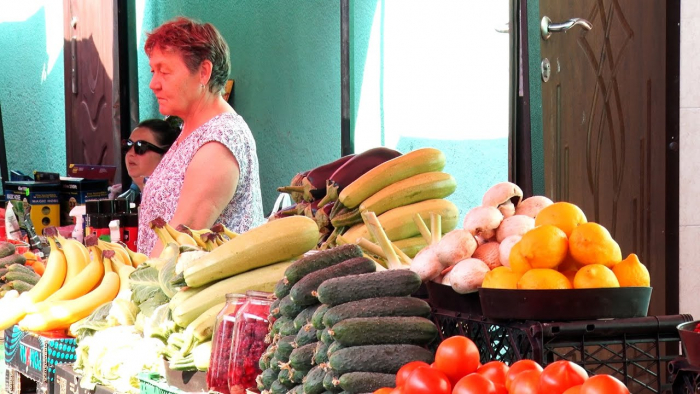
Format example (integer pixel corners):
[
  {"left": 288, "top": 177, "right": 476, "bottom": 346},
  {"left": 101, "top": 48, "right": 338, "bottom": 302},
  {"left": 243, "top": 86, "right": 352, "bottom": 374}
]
[{"left": 278, "top": 155, "right": 356, "bottom": 202}]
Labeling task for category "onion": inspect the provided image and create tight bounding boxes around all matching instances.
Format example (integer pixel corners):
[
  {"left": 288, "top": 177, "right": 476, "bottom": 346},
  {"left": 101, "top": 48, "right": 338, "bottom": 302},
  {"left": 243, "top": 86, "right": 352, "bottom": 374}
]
[
  {"left": 472, "top": 242, "right": 502, "bottom": 270},
  {"left": 499, "top": 234, "right": 522, "bottom": 268}
]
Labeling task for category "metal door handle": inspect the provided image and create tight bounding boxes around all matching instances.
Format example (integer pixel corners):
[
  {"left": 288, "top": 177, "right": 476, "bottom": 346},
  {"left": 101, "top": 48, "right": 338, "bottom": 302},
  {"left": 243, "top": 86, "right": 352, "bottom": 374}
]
[{"left": 541, "top": 16, "right": 592, "bottom": 40}]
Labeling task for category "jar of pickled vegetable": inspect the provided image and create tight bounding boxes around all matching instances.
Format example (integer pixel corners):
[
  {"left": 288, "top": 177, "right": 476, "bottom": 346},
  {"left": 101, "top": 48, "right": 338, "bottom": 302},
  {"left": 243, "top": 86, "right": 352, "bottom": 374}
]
[
  {"left": 206, "top": 293, "right": 246, "bottom": 393},
  {"left": 227, "top": 290, "right": 273, "bottom": 394}
]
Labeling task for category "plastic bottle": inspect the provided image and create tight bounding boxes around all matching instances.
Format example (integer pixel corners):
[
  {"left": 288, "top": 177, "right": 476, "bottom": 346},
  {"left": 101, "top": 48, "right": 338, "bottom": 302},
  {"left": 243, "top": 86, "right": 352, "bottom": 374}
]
[
  {"left": 207, "top": 293, "right": 247, "bottom": 394},
  {"left": 227, "top": 291, "right": 273, "bottom": 394},
  {"left": 69, "top": 205, "right": 86, "bottom": 243}
]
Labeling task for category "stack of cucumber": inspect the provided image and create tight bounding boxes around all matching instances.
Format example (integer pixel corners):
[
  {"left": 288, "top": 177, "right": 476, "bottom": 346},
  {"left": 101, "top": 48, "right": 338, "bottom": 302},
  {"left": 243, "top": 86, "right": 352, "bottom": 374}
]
[
  {"left": 256, "top": 244, "right": 438, "bottom": 394},
  {"left": 0, "top": 243, "right": 34, "bottom": 297}
]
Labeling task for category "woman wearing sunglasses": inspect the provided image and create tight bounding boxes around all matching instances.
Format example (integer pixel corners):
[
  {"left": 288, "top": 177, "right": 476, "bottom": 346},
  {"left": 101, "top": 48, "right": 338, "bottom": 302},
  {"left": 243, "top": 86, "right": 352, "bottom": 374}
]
[
  {"left": 138, "top": 16, "right": 264, "bottom": 257},
  {"left": 124, "top": 117, "right": 183, "bottom": 194}
]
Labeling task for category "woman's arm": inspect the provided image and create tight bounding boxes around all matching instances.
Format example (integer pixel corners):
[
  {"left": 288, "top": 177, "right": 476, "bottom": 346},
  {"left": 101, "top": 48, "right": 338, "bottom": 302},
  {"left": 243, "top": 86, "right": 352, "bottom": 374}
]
[{"left": 149, "top": 141, "right": 239, "bottom": 257}]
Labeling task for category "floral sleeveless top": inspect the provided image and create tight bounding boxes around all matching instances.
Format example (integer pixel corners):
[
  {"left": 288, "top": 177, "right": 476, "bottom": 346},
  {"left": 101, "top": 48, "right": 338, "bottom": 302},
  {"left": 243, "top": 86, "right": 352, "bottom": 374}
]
[{"left": 137, "top": 112, "right": 264, "bottom": 255}]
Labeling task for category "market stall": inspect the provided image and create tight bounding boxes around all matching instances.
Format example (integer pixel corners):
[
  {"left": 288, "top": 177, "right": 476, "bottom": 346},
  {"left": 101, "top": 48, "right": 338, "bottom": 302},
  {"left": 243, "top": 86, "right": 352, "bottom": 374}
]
[{"left": 0, "top": 147, "right": 698, "bottom": 394}]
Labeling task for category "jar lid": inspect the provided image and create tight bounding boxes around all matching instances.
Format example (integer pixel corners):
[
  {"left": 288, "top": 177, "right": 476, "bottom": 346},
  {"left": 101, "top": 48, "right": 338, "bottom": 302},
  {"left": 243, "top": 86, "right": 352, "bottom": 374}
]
[
  {"left": 225, "top": 293, "right": 246, "bottom": 301},
  {"left": 245, "top": 290, "right": 273, "bottom": 299}
]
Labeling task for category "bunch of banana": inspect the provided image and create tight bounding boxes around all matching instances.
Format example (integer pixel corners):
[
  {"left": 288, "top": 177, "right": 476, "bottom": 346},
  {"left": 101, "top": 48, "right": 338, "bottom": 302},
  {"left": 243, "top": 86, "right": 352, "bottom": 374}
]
[
  {"left": 328, "top": 148, "right": 460, "bottom": 262},
  {"left": 149, "top": 218, "right": 239, "bottom": 252}
]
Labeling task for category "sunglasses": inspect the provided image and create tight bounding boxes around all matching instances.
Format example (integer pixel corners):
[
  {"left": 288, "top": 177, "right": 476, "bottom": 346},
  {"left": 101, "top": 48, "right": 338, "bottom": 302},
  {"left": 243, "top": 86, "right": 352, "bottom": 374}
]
[{"left": 122, "top": 139, "right": 170, "bottom": 155}]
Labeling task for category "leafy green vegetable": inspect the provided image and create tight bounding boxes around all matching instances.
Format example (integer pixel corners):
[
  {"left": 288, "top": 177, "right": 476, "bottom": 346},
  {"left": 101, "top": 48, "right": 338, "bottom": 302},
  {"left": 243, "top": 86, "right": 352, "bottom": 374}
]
[
  {"left": 158, "top": 252, "right": 179, "bottom": 298},
  {"left": 129, "top": 265, "right": 169, "bottom": 316}
]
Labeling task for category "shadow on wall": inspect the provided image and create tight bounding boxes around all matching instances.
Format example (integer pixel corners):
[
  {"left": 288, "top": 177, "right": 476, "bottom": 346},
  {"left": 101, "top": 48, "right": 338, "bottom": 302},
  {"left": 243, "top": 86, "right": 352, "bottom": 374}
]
[{"left": 0, "top": 7, "right": 67, "bottom": 177}]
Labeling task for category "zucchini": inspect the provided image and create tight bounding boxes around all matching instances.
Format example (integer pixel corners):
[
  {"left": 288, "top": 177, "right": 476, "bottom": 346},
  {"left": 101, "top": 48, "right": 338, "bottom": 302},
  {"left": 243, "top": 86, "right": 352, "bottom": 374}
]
[
  {"left": 294, "top": 323, "right": 318, "bottom": 347},
  {"left": 313, "top": 341, "right": 330, "bottom": 365},
  {"left": 271, "top": 316, "right": 293, "bottom": 336},
  {"left": 329, "top": 316, "right": 438, "bottom": 347},
  {"left": 290, "top": 257, "right": 376, "bottom": 306},
  {"left": 322, "top": 297, "right": 431, "bottom": 328},
  {"left": 317, "top": 270, "right": 422, "bottom": 306},
  {"left": 320, "top": 328, "right": 333, "bottom": 344},
  {"left": 270, "top": 379, "right": 288, "bottom": 394},
  {"left": 280, "top": 295, "right": 306, "bottom": 318},
  {"left": 339, "top": 372, "right": 396, "bottom": 393},
  {"left": 303, "top": 365, "right": 327, "bottom": 394},
  {"left": 279, "top": 319, "right": 298, "bottom": 336},
  {"left": 269, "top": 298, "right": 282, "bottom": 320},
  {"left": 284, "top": 244, "right": 363, "bottom": 285},
  {"left": 323, "top": 370, "right": 342, "bottom": 393},
  {"left": 312, "top": 304, "right": 331, "bottom": 330},
  {"left": 261, "top": 368, "right": 278, "bottom": 389},
  {"left": 326, "top": 341, "right": 346, "bottom": 358},
  {"left": 0, "top": 254, "right": 25, "bottom": 268},
  {"left": 329, "top": 344, "right": 434, "bottom": 374},
  {"left": 274, "top": 278, "right": 292, "bottom": 299},
  {"left": 294, "top": 304, "right": 320, "bottom": 330},
  {"left": 278, "top": 368, "right": 305, "bottom": 387},
  {"left": 275, "top": 336, "right": 297, "bottom": 362},
  {"left": 289, "top": 342, "right": 317, "bottom": 372}
]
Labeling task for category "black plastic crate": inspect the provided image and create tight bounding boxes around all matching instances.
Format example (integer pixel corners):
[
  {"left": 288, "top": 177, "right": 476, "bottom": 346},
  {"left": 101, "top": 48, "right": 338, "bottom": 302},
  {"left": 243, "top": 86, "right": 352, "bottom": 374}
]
[
  {"left": 668, "top": 358, "right": 700, "bottom": 394},
  {"left": 431, "top": 309, "right": 693, "bottom": 394}
]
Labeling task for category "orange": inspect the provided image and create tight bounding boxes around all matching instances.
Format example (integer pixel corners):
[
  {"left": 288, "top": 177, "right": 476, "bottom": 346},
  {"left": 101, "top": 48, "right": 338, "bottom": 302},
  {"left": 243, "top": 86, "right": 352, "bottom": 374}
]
[
  {"left": 534, "top": 201, "right": 587, "bottom": 237},
  {"left": 561, "top": 269, "right": 578, "bottom": 285},
  {"left": 612, "top": 253, "right": 651, "bottom": 287},
  {"left": 482, "top": 266, "right": 520, "bottom": 289},
  {"left": 517, "top": 224, "right": 569, "bottom": 269},
  {"left": 517, "top": 268, "right": 573, "bottom": 289},
  {"left": 558, "top": 252, "right": 580, "bottom": 272},
  {"left": 508, "top": 241, "right": 532, "bottom": 274},
  {"left": 573, "top": 264, "right": 620, "bottom": 288},
  {"left": 568, "top": 222, "right": 622, "bottom": 268}
]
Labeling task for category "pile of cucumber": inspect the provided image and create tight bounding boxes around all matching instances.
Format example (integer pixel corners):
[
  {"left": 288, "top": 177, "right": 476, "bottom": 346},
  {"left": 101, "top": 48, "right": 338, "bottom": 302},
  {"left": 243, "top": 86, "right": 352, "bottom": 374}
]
[
  {"left": 256, "top": 244, "right": 438, "bottom": 394},
  {"left": 0, "top": 243, "right": 34, "bottom": 297}
]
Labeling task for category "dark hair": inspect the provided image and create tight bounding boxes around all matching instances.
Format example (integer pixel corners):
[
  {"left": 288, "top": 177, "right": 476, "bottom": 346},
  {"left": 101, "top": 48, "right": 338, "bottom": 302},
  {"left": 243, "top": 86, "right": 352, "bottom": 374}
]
[
  {"left": 145, "top": 16, "right": 231, "bottom": 94},
  {"left": 137, "top": 116, "right": 183, "bottom": 147}
]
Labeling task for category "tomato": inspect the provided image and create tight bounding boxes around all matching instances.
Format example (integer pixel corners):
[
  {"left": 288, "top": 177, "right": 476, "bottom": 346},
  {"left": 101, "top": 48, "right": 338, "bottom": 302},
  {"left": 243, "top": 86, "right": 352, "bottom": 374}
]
[
  {"left": 477, "top": 361, "right": 509, "bottom": 387},
  {"left": 508, "top": 369, "right": 542, "bottom": 394},
  {"left": 452, "top": 373, "right": 498, "bottom": 394},
  {"left": 390, "top": 387, "right": 403, "bottom": 394},
  {"left": 538, "top": 360, "right": 589, "bottom": 394},
  {"left": 433, "top": 336, "right": 480, "bottom": 384},
  {"left": 396, "top": 361, "right": 430, "bottom": 387},
  {"left": 579, "top": 375, "right": 629, "bottom": 394},
  {"left": 563, "top": 385, "right": 582, "bottom": 394},
  {"left": 401, "top": 366, "right": 451, "bottom": 394},
  {"left": 504, "top": 360, "right": 543, "bottom": 391},
  {"left": 373, "top": 388, "right": 394, "bottom": 394}
]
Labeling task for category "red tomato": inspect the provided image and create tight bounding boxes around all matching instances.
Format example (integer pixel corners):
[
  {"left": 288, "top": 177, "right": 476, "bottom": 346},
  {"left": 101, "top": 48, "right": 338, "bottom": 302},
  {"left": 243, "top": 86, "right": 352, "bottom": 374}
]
[
  {"left": 477, "top": 361, "right": 509, "bottom": 387},
  {"left": 433, "top": 336, "right": 480, "bottom": 384},
  {"left": 505, "top": 359, "right": 543, "bottom": 391},
  {"left": 579, "top": 375, "right": 629, "bottom": 394},
  {"left": 390, "top": 387, "right": 403, "bottom": 394},
  {"left": 452, "top": 373, "right": 498, "bottom": 394},
  {"left": 402, "top": 366, "right": 451, "bottom": 394},
  {"left": 494, "top": 384, "right": 508, "bottom": 394},
  {"left": 396, "top": 361, "right": 430, "bottom": 387},
  {"left": 373, "top": 388, "right": 394, "bottom": 394},
  {"left": 563, "top": 385, "right": 582, "bottom": 394},
  {"left": 508, "top": 369, "right": 542, "bottom": 394},
  {"left": 538, "top": 360, "right": 589, "bottom": 394}
]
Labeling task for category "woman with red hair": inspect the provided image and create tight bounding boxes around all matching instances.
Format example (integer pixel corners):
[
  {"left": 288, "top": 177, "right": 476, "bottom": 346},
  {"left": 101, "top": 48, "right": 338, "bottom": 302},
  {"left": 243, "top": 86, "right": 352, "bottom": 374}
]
[{"left": 138, "top": 16, "right": 264, "bottom": 256}]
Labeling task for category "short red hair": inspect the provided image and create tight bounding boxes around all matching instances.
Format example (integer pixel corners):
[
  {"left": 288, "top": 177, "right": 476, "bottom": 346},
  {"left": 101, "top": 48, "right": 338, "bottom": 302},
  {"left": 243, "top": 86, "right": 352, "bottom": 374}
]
[{"left": 145, "top": 16, "right": 230, "bottom": 93}]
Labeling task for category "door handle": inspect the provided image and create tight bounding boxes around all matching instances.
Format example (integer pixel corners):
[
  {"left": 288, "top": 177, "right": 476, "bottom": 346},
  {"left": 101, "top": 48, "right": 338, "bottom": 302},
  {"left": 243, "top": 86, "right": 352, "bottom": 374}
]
[{"left": 540, "top": 16, "right": 592, "bottom": 40}]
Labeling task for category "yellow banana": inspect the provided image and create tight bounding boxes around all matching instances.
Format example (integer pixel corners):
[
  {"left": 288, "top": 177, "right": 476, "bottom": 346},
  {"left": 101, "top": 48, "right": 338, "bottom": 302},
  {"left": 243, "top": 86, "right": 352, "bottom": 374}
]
[
  {"left": 210, "top": 223, "right": 238, "bottom": 242},
  {"left": 103, "top": 249, "right": 126, "bottom": 273},
  {"left": 57, "top": 237, "right": 89, "bottom": 282},
  {"left": 177, "top": 224, "right": 208, "bottom": 248},
  {"left": 339, "top": 147, "right": 446, "bottom": 209},
  {"left": 164, "top": 222, "right": 198, "bottom": 247},
  {"left": 97, "top": 240, "right": 132, "bottom": 267},
  {"left": 150, "top": 217, "right": 178, "bottom": 246},
  {"left": 39, "top": 258, "right": 104, "bottom": 303},
  {"left": 118, "top": 242, "right": 148, "bottom": 267}
]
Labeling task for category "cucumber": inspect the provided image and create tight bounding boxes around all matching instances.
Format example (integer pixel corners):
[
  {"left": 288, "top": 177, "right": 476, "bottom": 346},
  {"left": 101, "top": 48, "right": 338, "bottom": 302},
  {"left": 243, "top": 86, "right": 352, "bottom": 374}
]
[
  {"left": 270, "top": 379, "right": 288, "bottom": 394},
  {"left": 312, "top": 304, "right": 331, "bottom": 330},
  {"left": 294, "top": 304, "right": 320, "bottom": 330},
  {"left": 317, "top": 270, "right": 422, "bottom": 306},
  {"left": 294, "top": 323, "right": 318, "bottom": 347},
  {"left": 320, "top": 328, "right": 333, "bottom": 344},
  {"left": 0, "top": 242, "right": 16, "bottom": 258},
  {"left": 316, "top": 327, "right": 324, "bottom": 341},
  {"left": 339, "top": 372, "right": 396, "bottom": 393},
  {"left": 261, "top": 368, "right": 278, "bottom": 389},
  {"left": 269, "top": 298, "right": 282, "bottom": 320},
  {"left": 274, "top": 278, "right": 293, "bottom": 299},
  {"left": 287, "top": 385, "right": 303, "bottom": 394},
  {"left": 278, "top": 367, "right": 305, "bottom": 387},
  {"left": 329, "top": 316, "right": 438, "bottom": 347},
  {"left": 271, "top": 316, "right": 293, "bottom": 336},
  {"left": 322, "top": 297, "right": 431, "bottom": 328},
  {"left": 284, "top": 244, "right": 363, "bottom": 285},
  {"left": 275, "top": 336, "right": 297, "bottom": 362},
  {"left": 3, "top": 269, "right": 40, "bottom": 285},
  {"left": 270, "top": 356, "right": 282, "bottom": 373},
  {"left": 8, "top": 280, "right": 33, "bottom": 292},
  {"left": 326, "top": 341, "right": 346, "bottom": 358},
  {"left": 260, "top": 345, "right": 276, "bottom": 370},
  {"left": 0, "top": 267, "right": 8, "bottom": 279},
  {"left": 323, "top": 370, "right": 342, "bottom": 393},
  {"left": 279, "top": 319, "right": 298, "bottom": 336},
  {"left": 280, "top": 295, "right": 306, "bottom": 318},
  {"left": 289, "top": 342, "right": 317, "bottom": 372},
  {"left": 290, "top": 257, "right": 376, "bottom": 306},
  {"left": 313, "top": 341, "right": 330, "bottom": 365},
  {"left": 303, "top": 365, "right": 327, "bottom": 394},
  {"left": 0, "top": 254, "right": 25, "bottom": 268},
  {"left": 329, "top": 344, "right": 434, "bottom": 374}
]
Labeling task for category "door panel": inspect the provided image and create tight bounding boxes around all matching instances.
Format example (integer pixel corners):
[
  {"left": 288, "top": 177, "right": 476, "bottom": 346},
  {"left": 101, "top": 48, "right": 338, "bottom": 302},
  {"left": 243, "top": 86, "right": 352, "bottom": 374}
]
[{"left": 537, "top": 0, "right": 667, "bottom": 317}]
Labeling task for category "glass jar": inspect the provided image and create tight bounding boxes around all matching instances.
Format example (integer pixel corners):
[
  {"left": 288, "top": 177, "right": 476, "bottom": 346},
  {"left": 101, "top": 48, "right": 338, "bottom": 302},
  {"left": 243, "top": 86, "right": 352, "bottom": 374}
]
[
  {"left": 206, "top": 293, "right": 246, "bottom": 394},
  {"left": 227, "top": 290, "right": 273, "bottom": 394}
]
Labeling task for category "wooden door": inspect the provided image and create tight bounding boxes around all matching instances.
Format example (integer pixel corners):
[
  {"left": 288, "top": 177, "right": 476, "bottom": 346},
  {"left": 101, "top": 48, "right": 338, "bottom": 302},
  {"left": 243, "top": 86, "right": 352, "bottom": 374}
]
[
  {"left": 532, "top": 0, "right": 670, "bottom": 317},
  {"left": 63, "top": 0, "right": 121, "bottom": 181}
]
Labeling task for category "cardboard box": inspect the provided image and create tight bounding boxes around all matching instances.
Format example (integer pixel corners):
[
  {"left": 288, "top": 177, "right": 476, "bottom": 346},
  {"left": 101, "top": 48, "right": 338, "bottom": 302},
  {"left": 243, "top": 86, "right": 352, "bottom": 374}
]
[
  {"left": 5, "top": 366, "right": 39, "bottom": 394},
  {"left": 54, "top": 364, "right": 93, "bottom": 394},
  {"left": 4, "top": 326, "right": 77, "bottom": 394},
  {"left": 59, "top": 177, "right": 109, "bottom": 226},
  {"left": 4, "top": 181, "right": 61, "bottom": 235}
]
